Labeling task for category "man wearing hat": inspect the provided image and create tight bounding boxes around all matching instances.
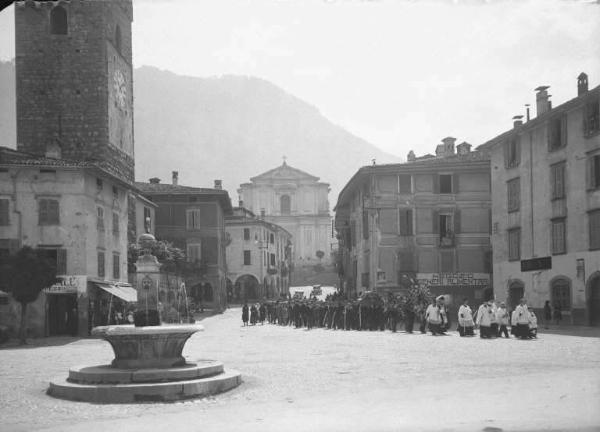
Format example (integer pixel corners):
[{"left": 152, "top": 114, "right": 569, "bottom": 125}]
[
  {"left": 476, "top": 300, "right": 494, "bottom": 338},
  {"left": 496, "top": 302, "right": 510, "bottom": 338}
]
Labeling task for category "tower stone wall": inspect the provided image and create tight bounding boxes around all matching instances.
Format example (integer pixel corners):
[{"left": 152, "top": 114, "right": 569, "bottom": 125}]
[{"left": 15, "top": 0, "right": 134, "bottom": 182}]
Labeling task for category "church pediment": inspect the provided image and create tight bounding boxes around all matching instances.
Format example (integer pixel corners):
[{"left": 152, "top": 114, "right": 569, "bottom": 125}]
[{"left": 250, "top": 162, "right": 320, "bottom": 183}]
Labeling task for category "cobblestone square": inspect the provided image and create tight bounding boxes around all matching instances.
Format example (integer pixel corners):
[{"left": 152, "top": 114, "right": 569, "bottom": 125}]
[{"left": 1, "top": 308, "right": 599, "bottom": 432}]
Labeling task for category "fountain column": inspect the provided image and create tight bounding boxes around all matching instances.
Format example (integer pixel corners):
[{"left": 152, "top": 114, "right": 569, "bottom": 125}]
[{"left": 135, "top": 233, "right": 162, "bottom": 326}]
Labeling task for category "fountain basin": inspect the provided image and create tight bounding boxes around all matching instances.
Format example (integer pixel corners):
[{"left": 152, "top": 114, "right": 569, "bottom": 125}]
[{"left": 91, "top": 324, "right": 204, "bottom": 369}]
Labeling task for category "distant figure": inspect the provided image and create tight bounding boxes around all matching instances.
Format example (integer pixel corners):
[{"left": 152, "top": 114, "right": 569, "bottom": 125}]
[
  {"left": 457, "top": 298, "right": 474, "bottom": 337},
  {"left": 476, "top": 301, "right": 493, "bottom": 339},
  {"left": 553, "top": 303, "right": 562, "bottom": 325},
  {"left": 544, "top": 301, "right": 552, "bottom": 329},
  {"left": 250, "top": 304, "right": 258, "bottom": 325},
  {"left": 496, "top": 302, "right": 510, "bottom": 338},
  {"left": 425, "top": 299, "right": 442, "bottom": 335},
  {"left": 529, "top": 308, "right": 538, "bottom": 338},
  {"left": 242, "top": 303, "right": 249, "bottom": 326},
  {"left": 259, "top": 303, "right": 266, "bottom": 324},
  {"left": 514, "top": 298, "right": 531, "bottom": 339}
]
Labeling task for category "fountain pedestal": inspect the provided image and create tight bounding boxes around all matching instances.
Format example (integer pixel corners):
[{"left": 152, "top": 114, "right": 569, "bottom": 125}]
[{"left": 47, "top": 233, "right": 242, "bottom": 403}]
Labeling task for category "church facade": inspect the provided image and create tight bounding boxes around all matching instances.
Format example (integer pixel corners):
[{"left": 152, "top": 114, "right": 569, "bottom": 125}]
[{"left": 238, "top": 162, "right": 332, "bottom": 265}]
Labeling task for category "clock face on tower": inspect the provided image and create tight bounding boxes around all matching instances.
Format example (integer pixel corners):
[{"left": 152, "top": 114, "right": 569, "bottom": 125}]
[{"left": 113, "top": 69, "right": 127, "bottom": 110}]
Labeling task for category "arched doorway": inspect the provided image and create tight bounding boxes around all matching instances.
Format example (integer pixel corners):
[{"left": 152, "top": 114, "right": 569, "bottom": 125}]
[
  {"left": 550, "top": 276, "right": 571, "bottom": 312},
  {"left": 587, "top": 272, "right": 600, "bottom": 326},
  {"left": 235, "top": 275, "right": 260, "bottom": 301},
  {"left": 508, "top": 280, "right": 524, "bottom": 311}
]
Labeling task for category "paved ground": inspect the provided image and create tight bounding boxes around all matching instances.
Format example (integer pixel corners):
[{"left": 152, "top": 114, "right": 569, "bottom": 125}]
[{"left": 1, "top": 307, "right": 599, "bottom": 432}]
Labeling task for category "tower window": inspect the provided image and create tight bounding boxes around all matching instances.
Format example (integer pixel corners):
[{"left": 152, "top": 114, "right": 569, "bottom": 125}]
[
  {"left": 115, "top": 25, "right": 122, "bottom": 54},
  {"left": 50, "top": 6, "right": 68, "bottom": 35}
]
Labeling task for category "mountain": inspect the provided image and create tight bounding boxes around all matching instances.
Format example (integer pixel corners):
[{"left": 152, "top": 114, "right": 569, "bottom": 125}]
[{"left": 0, "top": 62, "right": 400, "bottom": 203}]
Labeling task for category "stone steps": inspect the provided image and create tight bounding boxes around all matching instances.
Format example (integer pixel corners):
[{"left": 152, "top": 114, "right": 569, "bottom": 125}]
[
  {"left": 67, "top": 360, "right": 224, "bottom": 384},
  {"left": 47, "top": 360, "right": 242, "bottom": 403}
]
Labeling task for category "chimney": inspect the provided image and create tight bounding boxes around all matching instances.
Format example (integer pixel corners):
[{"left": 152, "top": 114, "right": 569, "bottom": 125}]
[
  {"left": 513, "top": 115, "right": 524, "bottom": 128},
  {"left": 149, "top": 177, "right": 160, "bottom": 184},
  {"left": 578, "top": 72, "right": 589, "bottom": 96},
  {"left": 525, "top": 104, "right": 531, "bottom": 122},
  {"left": 442, "top": 137, "right": 456, "bottom": 156},
  {"left": 535, "top": 86, "right": 550, "bottom": 116},
  {"left": 214, "top": 179, "right": 222, "bottom": 190},
  {"left": 172, "top": 171, "right": 178, "bottom": 186},
  {"left": 435, "top": 144, "right": 445, "bottom": 158},
  {"left": 407, "top": 150, "right": 416, "bottom": 162},
  {"left": 456, "top": 141, "right": 472, "bottom": 155}
]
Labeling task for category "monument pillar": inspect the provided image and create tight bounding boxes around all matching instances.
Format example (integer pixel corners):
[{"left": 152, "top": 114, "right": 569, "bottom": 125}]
[{"left": 135, "top": 233, "right": 162, "bottom": 326}]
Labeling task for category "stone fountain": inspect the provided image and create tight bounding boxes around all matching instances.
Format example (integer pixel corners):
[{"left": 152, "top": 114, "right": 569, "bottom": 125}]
[{"left": 47, "top": 233, "right": 241, "bottom": 403}]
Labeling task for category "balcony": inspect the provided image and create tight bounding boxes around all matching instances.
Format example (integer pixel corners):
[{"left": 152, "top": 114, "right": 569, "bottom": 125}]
[{"left": 439, "top": 233, "right": 455, "bottom": 248}]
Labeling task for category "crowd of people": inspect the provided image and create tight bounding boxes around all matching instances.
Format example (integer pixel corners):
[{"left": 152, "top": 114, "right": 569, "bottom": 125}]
[{"left": 241, "top": 291, "right": 541, "bottom": 340}]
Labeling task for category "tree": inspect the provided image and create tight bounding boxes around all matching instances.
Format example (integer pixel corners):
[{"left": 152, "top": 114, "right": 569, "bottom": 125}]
[
  {"left": 315, "top": 250, "right": 325, "bottom": 262},
  {"left": 2, "top": 247, "right": 58, "bottom": 344}
]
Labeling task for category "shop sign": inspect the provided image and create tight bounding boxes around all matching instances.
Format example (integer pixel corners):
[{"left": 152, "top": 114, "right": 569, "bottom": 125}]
[
  {"left": 44, "top": 275, "right": 87, "bottom": 295},
  {"left": 416, "top": 273, "right": 490, "bottom": 288},
  {"left": 521, "top": 256, "right": 552, "bottom": 272}
]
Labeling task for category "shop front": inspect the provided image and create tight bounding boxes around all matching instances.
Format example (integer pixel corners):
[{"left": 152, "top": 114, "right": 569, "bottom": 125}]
[{"left": 44, "top": 276, "right": 87, "bottom": 337}]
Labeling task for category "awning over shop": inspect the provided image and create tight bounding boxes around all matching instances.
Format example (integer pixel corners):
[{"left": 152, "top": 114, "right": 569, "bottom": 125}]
[{"left": 95, "top": 283, "right": 137, "bottom": 303}]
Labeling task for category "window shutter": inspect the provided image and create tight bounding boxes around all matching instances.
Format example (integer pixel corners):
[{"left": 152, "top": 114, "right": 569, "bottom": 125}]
[
  {"left": 399, "top": 210, "right": 407, "bottom": 236},
  {"left": 0, "top": 199, "right": 8, "bottom": 225},
  {"left": 503, "top": 141, "right": 509, "bottom": 168},
  {"left": 407, "top": 209, "right": 413, "bottom": 236},
  {"left": 515, "top": 137, "right": 521, "bottom": 166},
  {"left": 432, "top": 209, "right": 439, "bottom": 234},
  {"left": 57, "top": 249, "right": 67, "bottom": 275},
  {"left": 452, "top": 174, "right": 459, "bottom": 194},
  {"left": 561, "top": 116, "right": 568, "bottom": 147},
  {"left": 454, "top": 209, "right": 461, "bottom": 234},
  {"left": 433, "top": 174, "right": 440, "bottom": 194},
  {"left": 587, "top": 157, "right": 596, "bottom": 190}
]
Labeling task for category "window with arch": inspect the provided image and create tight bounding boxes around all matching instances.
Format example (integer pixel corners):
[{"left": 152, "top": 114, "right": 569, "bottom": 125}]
[
  {"left": 50, "top": 6, "right": 68, "bottom": 35},
  {"left": 280, "top": 195, "right": 291, "bottom": 215},
  {"left": 115, "top": 24, "right": 122, "bottom": 54},
  {"left": 551, "top": 278, "right": 571, "bottom": 310}
]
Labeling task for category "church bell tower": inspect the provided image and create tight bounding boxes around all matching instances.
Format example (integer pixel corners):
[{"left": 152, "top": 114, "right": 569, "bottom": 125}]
[{"left": 14, "top": 0, "right": 135, "bottom": 182}]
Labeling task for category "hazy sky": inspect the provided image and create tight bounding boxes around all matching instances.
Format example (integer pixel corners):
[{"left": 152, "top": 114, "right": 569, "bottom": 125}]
[{"left": 1, "top": 0, "right": 598, "bottom": 159}]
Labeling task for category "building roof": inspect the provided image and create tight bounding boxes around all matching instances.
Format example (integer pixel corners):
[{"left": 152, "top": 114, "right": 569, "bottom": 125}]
[
  {"left": 477, "top": 84, "right": 600, "bottom": 151},
  {"left": 135, "top": 181, "right": 233, "bottom": 214},
  {"left": 334, "top": 149, "right": 490, "bottom": 211},
  {"left": 225, "top": 207, "right": 292, "bottom": 238},
  {"left": 0, "top": 146, "right": 135, "bottom": 189},
  {"left": 248, "top": 161, "right": 326, "bottom": 185}
]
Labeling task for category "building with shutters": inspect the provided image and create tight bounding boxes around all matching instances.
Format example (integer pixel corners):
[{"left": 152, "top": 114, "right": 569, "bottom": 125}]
[
  {"left": 225, "top": 207, "right": 292, "bottom": 302},
  {"left": 0, "top": 0, "right": 141, "bottom": 338},
  {"left": 136, "top": 175, "right": 233, "bottom": 312},
  {"left": 480, "top": 73, "right": 600, "bottom": 325},
  {"left": 0, "top": 147, "right": 138, "bottom": 337},
  {"left": 334, "top": 138, "right": 492, "bottom": 307}
]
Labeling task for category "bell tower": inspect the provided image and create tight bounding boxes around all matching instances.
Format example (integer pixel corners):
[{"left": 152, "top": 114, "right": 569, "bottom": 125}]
[{"left": 14, "top": 0, "right": 135, "bottom": 182}]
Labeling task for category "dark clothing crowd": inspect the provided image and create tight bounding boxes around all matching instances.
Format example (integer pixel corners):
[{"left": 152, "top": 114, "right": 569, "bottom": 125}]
[{"left": 241, "top": 293, "right": 541, "bottom": 340}]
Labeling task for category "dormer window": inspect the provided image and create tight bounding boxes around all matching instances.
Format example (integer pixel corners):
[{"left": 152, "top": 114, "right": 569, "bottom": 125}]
[{"left": 50, "top": 6, "right": 68, "bottom": 35}]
